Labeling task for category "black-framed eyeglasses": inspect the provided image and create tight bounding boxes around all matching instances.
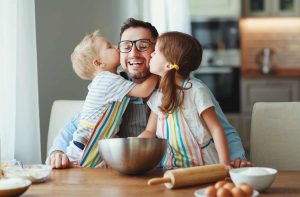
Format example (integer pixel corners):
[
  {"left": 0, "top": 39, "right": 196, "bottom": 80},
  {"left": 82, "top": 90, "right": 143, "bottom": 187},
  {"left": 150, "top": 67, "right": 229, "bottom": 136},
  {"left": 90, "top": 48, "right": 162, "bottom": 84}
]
[{"left": 118, "top": 39, "right": 155, "bottom": 53}]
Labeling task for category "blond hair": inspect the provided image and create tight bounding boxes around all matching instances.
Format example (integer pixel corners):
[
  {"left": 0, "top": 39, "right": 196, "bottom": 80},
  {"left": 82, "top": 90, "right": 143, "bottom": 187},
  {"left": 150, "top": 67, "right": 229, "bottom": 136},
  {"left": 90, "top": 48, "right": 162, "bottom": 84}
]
[{"left": 71, "top": 30, "right": 101, "bottom": 80}]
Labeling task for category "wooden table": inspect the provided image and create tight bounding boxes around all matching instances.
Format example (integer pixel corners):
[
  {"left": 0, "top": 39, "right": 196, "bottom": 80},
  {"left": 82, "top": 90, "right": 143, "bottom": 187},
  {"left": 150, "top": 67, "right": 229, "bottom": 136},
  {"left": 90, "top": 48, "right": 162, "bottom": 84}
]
[{"left": 23, "top": 168, "right": 300, "bottom": 197}]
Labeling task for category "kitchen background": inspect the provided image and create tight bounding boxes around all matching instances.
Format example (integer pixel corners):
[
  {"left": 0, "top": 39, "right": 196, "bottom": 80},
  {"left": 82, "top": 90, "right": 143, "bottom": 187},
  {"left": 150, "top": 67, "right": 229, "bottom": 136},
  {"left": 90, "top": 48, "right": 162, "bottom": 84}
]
[{"left": 37, "top": 0, "right": 300, "bottom": 161}]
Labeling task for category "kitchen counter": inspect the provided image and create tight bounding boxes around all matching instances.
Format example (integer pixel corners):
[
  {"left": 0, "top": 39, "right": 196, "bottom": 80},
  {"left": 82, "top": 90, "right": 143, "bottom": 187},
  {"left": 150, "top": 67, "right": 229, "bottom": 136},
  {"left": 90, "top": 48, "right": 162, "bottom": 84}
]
[
  {"left": 23, "top": 168, "right": 300, "bottom": 196},
  {"left": 242, "top": 68, "right": 300, "bottom": 78}
]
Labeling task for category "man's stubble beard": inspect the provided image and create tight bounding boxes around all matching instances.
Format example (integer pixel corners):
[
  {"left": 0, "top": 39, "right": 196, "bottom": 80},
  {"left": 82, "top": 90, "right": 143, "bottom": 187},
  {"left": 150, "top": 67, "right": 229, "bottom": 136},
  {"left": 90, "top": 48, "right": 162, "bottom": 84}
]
[{"left": 127, "top": 69, "right": 151, "bottom": 83}]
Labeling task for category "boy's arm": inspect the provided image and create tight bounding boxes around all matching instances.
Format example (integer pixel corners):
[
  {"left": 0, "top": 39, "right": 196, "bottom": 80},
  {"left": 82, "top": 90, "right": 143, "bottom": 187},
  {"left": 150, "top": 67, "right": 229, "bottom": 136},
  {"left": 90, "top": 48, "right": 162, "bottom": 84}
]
[
  {"left": 201, "top": 107, "right": 231, "bottom": 167},
  {"left": 138, "top": 111, "right": 157, "bottom": 138},
  {"left": 127, "top": 75, "right": 158, "bottom": 98}
]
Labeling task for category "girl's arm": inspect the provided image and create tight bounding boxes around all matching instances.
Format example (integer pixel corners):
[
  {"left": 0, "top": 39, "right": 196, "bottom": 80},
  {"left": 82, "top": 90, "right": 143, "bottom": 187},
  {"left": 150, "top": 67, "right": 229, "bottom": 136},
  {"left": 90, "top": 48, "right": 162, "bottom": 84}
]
[
  {"left": 127, "top": 75, "right": 158, "bottom": 98},
  {"left": 138, "top": 111, "right": 157, "bottom": 138},
  {"left": 201, "top": 107, "right": 231, "bottom": 168}
]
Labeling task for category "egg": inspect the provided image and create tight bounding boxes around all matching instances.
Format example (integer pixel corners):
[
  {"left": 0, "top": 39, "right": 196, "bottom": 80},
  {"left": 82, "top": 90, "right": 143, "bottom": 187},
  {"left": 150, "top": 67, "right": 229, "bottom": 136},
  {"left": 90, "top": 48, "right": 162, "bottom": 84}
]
[
  {"left": 238, "top": 183, "right": 253, "bottom": 196},
  {"left": 204, "top": 185, "right": 217, "bottom": 197},
  {"left": 223, "top": 182, "right": 235, "bottom": 190},
  {"left": 215, "top": 180, "right": 227, "bottom": 189},
  {"left": 217, "top": 188, "right": 233, "bottom": 197},
  {"left": 231, "top": 187, "right": 246, "bottom": 197}
]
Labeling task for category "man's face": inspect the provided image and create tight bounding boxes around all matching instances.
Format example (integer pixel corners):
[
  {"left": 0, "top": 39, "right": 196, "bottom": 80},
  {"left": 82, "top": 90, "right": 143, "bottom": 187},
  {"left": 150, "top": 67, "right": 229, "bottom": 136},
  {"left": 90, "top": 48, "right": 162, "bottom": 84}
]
[{"left": 120, "top": 27, "right": 155, "bottom": 83}]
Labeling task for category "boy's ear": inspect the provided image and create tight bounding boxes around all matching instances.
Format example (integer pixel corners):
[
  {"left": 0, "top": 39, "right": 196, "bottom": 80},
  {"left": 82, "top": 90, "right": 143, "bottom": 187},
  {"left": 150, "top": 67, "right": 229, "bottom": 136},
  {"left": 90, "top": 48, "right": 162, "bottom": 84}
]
[
  {"left": 93, "top": 59, "right": 106, "bottom": 70},
  {"left": 93, "top": 59, "right": 101, "bottom": 67}
]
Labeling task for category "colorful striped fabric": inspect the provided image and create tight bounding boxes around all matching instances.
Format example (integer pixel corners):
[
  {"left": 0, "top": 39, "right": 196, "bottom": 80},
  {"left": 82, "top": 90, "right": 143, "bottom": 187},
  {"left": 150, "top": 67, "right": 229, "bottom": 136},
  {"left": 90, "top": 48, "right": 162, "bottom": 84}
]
[
  {"left": 160, "top": 108, "right": 205, "bottom": 169},
  {"left": 80, "top": 97, "right": 130, "bottom": 167}
]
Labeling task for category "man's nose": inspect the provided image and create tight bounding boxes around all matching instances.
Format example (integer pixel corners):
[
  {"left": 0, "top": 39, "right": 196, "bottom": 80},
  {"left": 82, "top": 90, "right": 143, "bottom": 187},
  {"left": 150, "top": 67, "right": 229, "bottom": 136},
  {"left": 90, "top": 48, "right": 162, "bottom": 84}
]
[{"left": 129, "top": 44, "right": 139, "bottom": 55}]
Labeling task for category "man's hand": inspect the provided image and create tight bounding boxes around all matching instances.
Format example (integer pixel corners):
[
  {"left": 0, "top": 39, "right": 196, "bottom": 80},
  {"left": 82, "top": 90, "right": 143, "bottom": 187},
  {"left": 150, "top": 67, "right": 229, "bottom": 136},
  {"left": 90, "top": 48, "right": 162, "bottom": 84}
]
[
  {"left": 230, "top": 158, "right": 253, "bottom": 168},
  {"left": 46, "top": 151, "right": 74, "bottom": 169}
]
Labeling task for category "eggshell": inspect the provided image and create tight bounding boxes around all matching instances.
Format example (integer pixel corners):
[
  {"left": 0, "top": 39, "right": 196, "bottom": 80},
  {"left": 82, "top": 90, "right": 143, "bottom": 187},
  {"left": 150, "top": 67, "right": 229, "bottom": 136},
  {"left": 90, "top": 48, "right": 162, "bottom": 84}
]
[
  {"left": 223, "top": 182, "right": 235, "bottom": 190},
  {"left": 217, "top": 188, "right": 233, "bottom": 197},
  {"left": 238, "top": 184, "right": 253, "bottom": 196},
  {"left": 236, "top": 183, "right": 247, "bottom": 187},
  {"left": 231, "top": 187, "right": 246, "bottom": 197},
  {"left": 204, "top": 185, "right": 217, "bottom": 197},
  {"left": 215, "top": 180, "right": 227, "bottom": 189}
]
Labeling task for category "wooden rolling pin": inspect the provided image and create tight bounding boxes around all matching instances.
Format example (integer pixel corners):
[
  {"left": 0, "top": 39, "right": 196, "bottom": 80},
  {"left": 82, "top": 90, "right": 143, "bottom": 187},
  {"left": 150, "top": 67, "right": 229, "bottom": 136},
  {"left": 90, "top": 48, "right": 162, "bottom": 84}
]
[{"left": 148, "top": 164, "right": 227, "bottom": 189}]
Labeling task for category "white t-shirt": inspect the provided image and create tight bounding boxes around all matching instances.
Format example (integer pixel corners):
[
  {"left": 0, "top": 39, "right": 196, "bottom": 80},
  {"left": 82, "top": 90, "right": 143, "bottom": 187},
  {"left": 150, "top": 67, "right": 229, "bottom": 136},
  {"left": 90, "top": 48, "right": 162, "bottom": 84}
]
[{"left": 147, "top": 79, "right": 215, "bottom": 147}]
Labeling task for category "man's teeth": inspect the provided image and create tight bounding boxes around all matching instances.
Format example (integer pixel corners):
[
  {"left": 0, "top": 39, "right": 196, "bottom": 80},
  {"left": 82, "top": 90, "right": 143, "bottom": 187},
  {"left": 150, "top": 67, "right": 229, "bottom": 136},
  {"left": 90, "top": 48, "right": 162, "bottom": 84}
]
[{"left": 129, "top": 61, "right": 143, "bottom": 65}]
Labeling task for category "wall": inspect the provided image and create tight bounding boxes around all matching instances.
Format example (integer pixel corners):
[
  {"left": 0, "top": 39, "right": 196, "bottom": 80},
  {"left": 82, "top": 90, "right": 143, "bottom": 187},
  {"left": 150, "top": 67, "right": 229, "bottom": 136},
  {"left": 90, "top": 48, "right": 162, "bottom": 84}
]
[
  {"left": 35, "top": 0, "right": 140, "bottom": 161},
  {"left": 240, "top": 18, "right": 300, "bottom": 77}
]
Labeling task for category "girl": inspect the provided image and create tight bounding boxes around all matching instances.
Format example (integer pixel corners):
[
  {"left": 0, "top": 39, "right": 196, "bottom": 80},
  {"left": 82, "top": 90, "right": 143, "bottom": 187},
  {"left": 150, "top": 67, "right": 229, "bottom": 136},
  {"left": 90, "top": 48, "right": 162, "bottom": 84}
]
[{"left": 139, "top": 31, "right": 231, "bottom": 169}]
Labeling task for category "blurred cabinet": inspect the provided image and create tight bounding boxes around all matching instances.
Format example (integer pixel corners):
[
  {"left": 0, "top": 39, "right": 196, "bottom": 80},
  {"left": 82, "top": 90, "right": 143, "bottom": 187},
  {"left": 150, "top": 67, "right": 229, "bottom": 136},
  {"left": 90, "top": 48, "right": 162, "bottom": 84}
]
[
  {"left": 240, "top": 77, "right": 300, "bottom": 155},
  {"left": 243, "top": 0, "right": 300, "bottom": 16},
  {"left": 241, "top": 78, "right": 300, "bottom": 113},
  {"left": 189, "top": 0, "right": 241, "bottom": 19}
]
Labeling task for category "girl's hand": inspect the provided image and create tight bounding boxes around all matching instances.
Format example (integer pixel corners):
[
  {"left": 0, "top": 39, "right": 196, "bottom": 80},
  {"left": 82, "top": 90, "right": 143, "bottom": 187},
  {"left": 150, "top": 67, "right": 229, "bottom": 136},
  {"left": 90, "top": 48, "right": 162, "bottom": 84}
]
[
  {"left": 224, "top": 165, "right": 232, "bottom": 177},
  {"left": 230, "top": 158, "right": 254, "bottom": 168},
  {"left": 225, "top": 164, "right": 232, "bottom": 171}
]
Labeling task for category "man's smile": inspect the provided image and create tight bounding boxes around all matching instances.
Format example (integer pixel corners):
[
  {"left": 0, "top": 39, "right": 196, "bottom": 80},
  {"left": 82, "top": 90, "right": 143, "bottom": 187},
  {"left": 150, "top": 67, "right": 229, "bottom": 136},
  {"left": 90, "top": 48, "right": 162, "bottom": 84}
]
[{"left": 127, "top": 59, "right": 145, "bottom": 70}]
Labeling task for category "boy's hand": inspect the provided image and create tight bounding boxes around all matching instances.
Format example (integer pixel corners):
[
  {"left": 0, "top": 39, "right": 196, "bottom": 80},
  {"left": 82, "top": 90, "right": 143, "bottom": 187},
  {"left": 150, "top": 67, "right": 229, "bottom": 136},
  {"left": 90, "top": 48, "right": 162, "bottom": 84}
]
[{"left": 46, "top": 151, "right": 74, "bottom": 169}]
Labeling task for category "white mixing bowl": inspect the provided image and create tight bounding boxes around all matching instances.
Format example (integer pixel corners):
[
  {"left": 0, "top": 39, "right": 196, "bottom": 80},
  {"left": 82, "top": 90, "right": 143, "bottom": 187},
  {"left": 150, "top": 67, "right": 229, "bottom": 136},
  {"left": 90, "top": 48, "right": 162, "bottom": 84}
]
[{"left": 230, "top": 167, "right": 277, "bottom": 191}]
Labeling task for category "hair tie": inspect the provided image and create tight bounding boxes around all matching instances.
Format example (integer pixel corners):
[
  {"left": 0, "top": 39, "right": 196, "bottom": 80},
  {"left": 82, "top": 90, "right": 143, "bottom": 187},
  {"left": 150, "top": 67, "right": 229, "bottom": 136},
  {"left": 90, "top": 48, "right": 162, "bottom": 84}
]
[{"left": 172, "top": 64, "right": 179, "bottom": 71}]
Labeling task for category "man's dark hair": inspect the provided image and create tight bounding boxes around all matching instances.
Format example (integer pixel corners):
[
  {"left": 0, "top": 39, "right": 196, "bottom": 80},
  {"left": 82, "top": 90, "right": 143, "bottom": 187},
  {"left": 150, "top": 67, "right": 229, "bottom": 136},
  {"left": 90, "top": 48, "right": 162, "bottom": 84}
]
[{"left": 120, "top": 18, "right": 159, "bottom": 39}]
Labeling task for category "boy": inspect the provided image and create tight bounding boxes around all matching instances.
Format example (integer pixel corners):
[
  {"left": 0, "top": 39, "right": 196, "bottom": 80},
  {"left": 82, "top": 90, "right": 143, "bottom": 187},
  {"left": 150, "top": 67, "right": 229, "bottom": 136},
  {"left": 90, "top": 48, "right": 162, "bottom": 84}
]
[{"left": 66, "top": 30, "right": 157, "bottom": 163}]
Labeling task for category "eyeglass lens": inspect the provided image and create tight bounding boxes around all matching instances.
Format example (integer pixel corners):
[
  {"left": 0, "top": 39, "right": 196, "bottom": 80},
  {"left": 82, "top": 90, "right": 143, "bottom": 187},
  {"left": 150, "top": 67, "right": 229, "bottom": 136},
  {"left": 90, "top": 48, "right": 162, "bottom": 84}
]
[{"left": 119, "top": 39, "right": 152, "bottom": 53}]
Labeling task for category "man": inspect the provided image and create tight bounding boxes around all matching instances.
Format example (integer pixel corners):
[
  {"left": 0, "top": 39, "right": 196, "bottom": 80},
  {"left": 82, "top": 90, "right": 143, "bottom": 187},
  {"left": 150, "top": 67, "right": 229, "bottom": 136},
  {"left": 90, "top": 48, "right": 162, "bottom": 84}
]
[{"left": 46, "top": 18, "right": 251, "bottom": 169}]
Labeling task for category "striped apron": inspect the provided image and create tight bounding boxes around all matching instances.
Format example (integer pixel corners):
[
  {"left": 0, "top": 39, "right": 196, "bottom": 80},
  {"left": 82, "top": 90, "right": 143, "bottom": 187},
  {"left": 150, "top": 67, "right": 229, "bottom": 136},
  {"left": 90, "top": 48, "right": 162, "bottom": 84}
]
[
  {"left": 159, "top": 108, "right": 217, "bottom": 169},
  {"left": 80, "top": 97, "right": 130, "bottom": 168},
  {"left": 158, "top": 81, "right": 218, "bottom": 169}
]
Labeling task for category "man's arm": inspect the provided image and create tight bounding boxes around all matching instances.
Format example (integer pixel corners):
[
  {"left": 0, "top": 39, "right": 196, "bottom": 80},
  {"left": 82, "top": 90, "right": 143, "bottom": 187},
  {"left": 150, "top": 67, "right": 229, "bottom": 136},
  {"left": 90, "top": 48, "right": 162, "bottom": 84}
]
[
  {"left": 210, "top": 93, "right": 246, "bottom": 160},
  {"left": 195, "top": 79, "right": 252, "bottom": 167},
  {"left": 46, "top": 112, "right": 80, "bottom": 168},
  {"left": 210, "top": 90, "right": 253, "bottom": 167},
  {"left": 48, "top": 112, "right": 79, "bottom": 154}
]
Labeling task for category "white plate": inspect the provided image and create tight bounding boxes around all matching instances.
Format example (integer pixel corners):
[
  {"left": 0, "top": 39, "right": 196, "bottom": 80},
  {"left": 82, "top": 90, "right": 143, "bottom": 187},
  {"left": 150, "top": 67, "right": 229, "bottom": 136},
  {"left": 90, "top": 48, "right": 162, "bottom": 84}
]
[
  {"left": 3, "top": 164, "right": 52, "bottom": 183},
  {"left": 194, "top": 188, "right": 259, "bottom": 197},
  {"left": 0, "top": 178, "right": 31, "bottom": 197}
]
